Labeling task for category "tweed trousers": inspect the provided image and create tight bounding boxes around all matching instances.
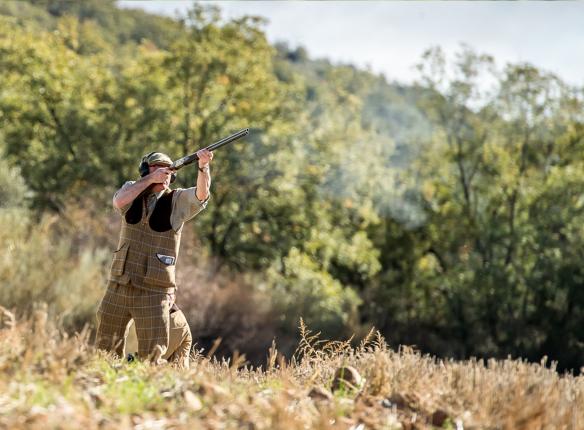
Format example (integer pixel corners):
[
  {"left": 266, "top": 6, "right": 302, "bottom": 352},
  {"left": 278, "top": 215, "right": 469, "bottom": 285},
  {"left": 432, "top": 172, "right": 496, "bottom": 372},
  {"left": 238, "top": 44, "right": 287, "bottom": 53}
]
[
  {"left": 96, "top": 280, "right": 174, "bottom": 360},
  {"left": 124, "top": 308, "right": 192, "bottom": 368},
  {"left": 165, "top": 309, "right": 192, "bottom": 368}
]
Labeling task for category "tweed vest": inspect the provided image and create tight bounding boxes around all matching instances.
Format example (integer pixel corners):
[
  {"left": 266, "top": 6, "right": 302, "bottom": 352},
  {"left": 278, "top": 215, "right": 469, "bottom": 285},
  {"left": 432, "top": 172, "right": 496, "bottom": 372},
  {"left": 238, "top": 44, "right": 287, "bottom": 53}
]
[{"left": 108, "top": 190, "right": 181, "bottom": 290}]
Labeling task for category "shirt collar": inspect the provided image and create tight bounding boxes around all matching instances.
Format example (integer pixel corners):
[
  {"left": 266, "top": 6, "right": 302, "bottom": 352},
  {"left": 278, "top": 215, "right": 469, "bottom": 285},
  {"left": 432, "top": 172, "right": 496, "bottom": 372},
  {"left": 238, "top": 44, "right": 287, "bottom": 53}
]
[{"left": 150, "top": 188, "right": 170, "bottom": 200}]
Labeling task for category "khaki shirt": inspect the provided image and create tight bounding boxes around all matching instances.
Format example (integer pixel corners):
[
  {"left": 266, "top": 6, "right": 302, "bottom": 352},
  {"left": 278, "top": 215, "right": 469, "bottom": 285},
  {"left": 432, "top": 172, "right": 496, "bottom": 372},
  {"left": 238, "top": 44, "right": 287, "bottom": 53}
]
[{"left": 114, "top": 181, "right": 209, "bottom": 231}]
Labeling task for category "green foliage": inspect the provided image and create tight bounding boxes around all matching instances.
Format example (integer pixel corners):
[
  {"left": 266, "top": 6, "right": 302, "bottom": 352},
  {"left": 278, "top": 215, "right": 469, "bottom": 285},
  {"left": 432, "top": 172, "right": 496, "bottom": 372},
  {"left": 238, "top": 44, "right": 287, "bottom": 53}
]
[
  {"left": 0, "top": 157, "right": 29, "bottom": 208},
  {"left": 389, "top": 46, "right": 584, "bottom": 369},
  {"left": 267, "top": 247, "right": 361, "bottom": 338},
  {"left": 0, "top": 206, "right": 108, "bottom": 329},
  {"left": 0, "top": 16, "right": 118, "bottom": 208}
]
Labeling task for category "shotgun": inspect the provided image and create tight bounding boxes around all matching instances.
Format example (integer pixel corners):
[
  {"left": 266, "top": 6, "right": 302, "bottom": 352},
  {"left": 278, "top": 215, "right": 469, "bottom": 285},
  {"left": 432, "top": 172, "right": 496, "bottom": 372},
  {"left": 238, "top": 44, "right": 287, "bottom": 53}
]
[{"left": 171, "top": 128, "right": 249, "bottom": 171}]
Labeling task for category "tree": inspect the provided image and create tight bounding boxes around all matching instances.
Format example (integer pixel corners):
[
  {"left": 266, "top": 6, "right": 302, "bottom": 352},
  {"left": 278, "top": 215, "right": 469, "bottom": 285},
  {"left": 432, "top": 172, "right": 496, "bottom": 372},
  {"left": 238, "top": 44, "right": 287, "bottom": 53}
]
[{"left": 406, "top": 46, "right": 584, "bottom": 370}]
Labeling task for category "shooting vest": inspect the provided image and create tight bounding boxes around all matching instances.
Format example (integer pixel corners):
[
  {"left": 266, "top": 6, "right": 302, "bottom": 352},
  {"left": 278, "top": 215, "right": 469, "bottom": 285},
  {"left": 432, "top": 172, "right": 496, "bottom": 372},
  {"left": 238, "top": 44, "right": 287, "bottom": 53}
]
[{"left": 108, "top": 190, "right": 181, "bottom": 291}]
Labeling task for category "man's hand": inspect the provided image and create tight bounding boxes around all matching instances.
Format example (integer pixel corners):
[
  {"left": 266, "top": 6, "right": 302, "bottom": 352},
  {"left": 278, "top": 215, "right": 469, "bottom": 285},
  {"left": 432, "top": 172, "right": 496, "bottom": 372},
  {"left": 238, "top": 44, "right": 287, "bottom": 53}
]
[
  {"left": 197, "top": 149, "right": 214, "bottom": 168},
  {"left": 149, "top": 167, "right": 172, "bottom": 184}
]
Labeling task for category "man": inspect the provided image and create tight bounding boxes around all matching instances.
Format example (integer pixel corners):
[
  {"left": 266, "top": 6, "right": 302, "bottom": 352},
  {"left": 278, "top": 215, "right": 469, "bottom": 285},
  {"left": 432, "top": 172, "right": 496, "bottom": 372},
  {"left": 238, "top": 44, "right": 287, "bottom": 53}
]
[{"left": 96, "top": 149, "right": 213, "bottom": 362}]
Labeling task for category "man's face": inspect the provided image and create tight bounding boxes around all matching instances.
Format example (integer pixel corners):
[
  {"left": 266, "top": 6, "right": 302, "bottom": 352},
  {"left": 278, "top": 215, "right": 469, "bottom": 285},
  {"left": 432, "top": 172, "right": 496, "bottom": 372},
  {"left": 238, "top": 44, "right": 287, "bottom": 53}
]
[{"left": 149, "top": 163, "right": 172, "bottom": 192}]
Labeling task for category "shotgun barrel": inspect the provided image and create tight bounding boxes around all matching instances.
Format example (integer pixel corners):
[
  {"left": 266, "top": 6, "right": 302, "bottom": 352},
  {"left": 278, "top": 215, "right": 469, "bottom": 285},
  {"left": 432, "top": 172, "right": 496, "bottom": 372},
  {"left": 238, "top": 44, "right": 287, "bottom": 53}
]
[{"left": 171, "top": 128, "right": 249, "bottom": 171}]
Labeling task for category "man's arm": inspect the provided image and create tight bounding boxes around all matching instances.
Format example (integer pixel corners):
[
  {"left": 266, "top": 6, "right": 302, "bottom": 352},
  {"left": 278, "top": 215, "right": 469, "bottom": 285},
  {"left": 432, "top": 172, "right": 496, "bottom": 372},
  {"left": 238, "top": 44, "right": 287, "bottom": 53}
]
[
  {"left": 196, "top": 168, "right": 211, "bottom": 202},
  {"left": 169, "top": 149, "right": 213, "bottom": 228},
  {"left": 195, "top": 149, "right": 213, "bottom": 202},
  {"left": 113, "top": 168, "right": 171, "bottom": 209}
]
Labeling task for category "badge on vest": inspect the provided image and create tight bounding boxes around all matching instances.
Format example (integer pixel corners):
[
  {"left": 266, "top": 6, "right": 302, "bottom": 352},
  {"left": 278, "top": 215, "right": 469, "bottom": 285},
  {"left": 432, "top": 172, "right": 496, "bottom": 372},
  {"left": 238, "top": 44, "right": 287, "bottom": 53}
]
[{"left": 156, "top": 253, "right": 176, "bottom": 266}]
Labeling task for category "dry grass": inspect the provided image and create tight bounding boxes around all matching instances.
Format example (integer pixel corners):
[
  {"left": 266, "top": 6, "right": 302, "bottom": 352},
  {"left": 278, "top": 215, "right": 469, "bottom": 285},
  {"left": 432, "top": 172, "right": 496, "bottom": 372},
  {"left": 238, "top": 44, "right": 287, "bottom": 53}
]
[{"left": 0, "top": 310, "right": 581, "bottom": 430}]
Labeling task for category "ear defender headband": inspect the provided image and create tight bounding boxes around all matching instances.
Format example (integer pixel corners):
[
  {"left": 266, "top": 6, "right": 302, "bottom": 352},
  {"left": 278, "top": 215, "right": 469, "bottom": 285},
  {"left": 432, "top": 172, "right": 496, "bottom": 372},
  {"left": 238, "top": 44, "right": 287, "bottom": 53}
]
[{"left": 139, "top": 152, "right": 176, "bottom": 183}]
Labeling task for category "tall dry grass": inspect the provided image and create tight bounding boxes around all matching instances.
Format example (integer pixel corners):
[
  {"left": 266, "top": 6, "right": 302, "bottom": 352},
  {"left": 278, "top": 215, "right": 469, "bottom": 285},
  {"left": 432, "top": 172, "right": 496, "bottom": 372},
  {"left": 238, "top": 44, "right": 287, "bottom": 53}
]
[{"left": 0, "top": 308, "right": 581, "bottom": 430}]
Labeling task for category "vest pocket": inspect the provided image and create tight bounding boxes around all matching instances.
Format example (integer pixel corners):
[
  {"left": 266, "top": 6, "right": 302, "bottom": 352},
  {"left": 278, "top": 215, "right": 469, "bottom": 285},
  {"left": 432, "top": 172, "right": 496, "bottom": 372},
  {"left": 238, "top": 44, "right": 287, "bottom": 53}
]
[
  {"left": 109, "top": 243, "right": 129, "bottom": 277},
  {"left": 145, "top": 251, "right": 176, "bottom": 287}
]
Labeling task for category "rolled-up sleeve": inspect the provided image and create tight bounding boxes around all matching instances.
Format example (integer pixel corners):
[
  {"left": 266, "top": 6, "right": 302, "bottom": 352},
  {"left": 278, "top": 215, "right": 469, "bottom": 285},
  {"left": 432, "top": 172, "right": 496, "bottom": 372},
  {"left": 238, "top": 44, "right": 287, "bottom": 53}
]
[
  {"left": 171, "top": 187, "right": 209, "bottom": 228},
  {"left": 113, "top": 181, "right": 136, "bottom": 215}
]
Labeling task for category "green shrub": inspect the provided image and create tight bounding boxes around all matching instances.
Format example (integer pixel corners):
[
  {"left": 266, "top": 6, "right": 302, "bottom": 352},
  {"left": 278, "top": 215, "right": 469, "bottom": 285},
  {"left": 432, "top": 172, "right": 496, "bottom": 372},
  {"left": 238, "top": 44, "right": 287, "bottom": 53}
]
[
  {"left": 266, "top": 247, "right": 361, "bottom": 342},
  {"left": 0, "top": 206, "right": 108, "bottom": 330},
  {"left": 0, "top": 159, "right": 29, "bottom": 209}
]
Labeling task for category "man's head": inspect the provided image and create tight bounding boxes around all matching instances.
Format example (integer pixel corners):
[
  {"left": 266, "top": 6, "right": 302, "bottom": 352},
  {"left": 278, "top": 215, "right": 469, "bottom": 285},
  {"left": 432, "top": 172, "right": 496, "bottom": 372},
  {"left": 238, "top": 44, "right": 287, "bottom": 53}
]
[{"left": 139, "top": 152, "right": 175, "bottom": 192}]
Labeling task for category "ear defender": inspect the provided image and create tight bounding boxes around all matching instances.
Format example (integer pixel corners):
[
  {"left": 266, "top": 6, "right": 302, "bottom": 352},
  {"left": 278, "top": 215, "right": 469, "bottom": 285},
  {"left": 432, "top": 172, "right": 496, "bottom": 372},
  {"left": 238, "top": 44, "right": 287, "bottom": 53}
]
[
  {"left": 139, "top": 152, "right": 155, "bottom": 177},
  {"left": 139, "top": 152, "right": 176, "bottom": 183}
]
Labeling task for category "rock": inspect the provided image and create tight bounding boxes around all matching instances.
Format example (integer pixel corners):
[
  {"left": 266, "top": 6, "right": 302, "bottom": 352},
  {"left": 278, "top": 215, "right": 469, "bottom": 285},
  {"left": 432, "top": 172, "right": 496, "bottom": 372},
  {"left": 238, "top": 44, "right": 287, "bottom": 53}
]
[
  {"left": 331, "top": 366, "right": 363, "bottom": 392},
  {"left": 308, "top": 386, "right": 333, "bottom": 402},
  {"left": 431, "top": 409, "right": 450, "bottom": 427},
  {"left": 184, "top": 390, "right": 203, "bottom": 411}
]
